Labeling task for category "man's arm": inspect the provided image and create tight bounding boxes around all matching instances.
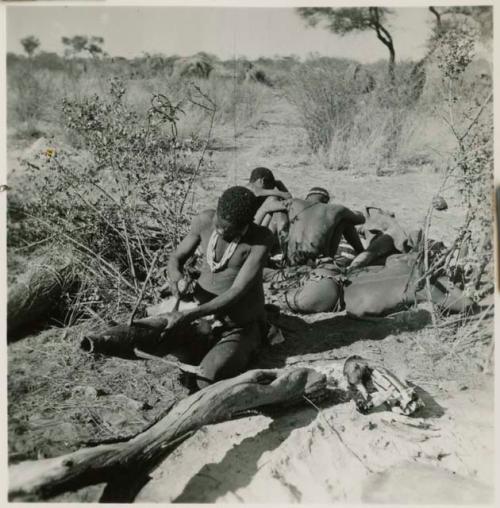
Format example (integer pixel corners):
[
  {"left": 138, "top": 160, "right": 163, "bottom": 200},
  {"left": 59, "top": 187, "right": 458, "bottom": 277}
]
[
  {"left": 254, "top": 197, "right": 289, "bottom": 225},
  {"left": 338, "top": 208, "right": 366, "bottom": 226},
  {"left": 167, "top": 213, "right": 205, "bottom": 295},
  {"left": 274, "top": 179, "right": 289, "bottom": 193},
  {"left": 350, "top": 233, "right": 394, "bottom": 268},
  {"left": 171, "top": 233, "right": 272, "bottom": 326},
  {"left": 252, "top": 187, "right": 292, "bottom": 200}
]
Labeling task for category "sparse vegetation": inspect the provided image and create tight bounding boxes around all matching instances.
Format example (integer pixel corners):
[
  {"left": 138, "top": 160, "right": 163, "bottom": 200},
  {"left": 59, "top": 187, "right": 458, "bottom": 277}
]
[
  {"left": 6, "top": 7, "right": 494, "bottom": 500},
  {"left": 9, "top": 77, "right": 218, "bottom": 324},
  {"left": 297, "top": 7, "right": 396, "bottom": 80},
  {"left": 284, "top": 58, "right": 443, "bottom": 172},
  {"left": 430, "top": 12, "right": 493, "bottom": 300}
]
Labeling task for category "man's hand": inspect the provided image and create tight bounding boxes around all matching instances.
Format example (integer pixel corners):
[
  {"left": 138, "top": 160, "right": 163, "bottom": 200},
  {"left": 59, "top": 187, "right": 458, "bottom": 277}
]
[
  {"left": 169, "top": 271, "right": 184, "bottom": 297},
  {"left": 161, "top": 310, "right": 191, "bottom": 338}
]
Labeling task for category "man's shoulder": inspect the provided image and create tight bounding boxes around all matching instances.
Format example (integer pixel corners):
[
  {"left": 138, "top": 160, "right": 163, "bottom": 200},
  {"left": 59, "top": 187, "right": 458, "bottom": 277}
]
[
  {"left": 289, "top": 198, "right": 307, "bottom": 210},
  {"left": 247, "top": 223, "right": 274, "bottom": 248},
  {"left": 192, "top": 209, "right": 215, "bottom": 231},
  {"left": 327, "top": 203, "right": 349, "bottom": 215}
]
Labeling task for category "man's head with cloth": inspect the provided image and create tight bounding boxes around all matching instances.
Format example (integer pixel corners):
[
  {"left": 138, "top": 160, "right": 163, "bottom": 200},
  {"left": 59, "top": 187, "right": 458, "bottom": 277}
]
[
  {"left": 249, "top": 167, "right": 276, "bottom": 190},
  {"left": 306, "top": 187, "right": 330, "bottom": 204},
  {"left": 215, "top": 186, "right": 257, "bottom": 241}
]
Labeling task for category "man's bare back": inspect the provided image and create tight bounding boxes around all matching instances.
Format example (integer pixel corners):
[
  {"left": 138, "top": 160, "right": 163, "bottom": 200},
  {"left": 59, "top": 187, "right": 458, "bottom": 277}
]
[{"left": 285, "top": 198, "right": 365, "bottom": 265}]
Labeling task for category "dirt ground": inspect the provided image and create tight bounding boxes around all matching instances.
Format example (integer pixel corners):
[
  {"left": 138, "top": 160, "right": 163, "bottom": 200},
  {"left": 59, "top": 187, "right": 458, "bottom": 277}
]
[{"left": 7, "top": 92, "right": 495, "bottom": 503}]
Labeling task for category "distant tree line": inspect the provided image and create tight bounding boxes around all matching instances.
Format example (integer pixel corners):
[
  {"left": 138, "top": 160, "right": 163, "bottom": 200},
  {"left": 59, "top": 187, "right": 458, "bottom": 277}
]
[{"left": 296, "top": 5, "right": 492, "bottom": 83}]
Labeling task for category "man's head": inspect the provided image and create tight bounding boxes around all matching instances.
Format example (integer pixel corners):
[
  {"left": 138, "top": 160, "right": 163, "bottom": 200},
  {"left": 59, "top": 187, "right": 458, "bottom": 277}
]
[
  {"left": 249, "top": 167, "right": 276, "bottom": 190},
  {"left": 216, "top": 186, "right": 257, "bottom": 241},
  {"left": 306, "top": 187, "right": 330, "bottom": 204}
]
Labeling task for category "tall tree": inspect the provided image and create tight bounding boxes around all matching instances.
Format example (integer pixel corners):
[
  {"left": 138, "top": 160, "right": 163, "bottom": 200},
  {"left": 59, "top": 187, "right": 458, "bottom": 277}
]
[
  {"left": 61, "top": 35, "right": 88, "bottom": 58},
  {"left": 430, "top": 6, "right": 492, "bottom": 44},
  {"left": 297, "top": 7, "right": 396, "bottom": 81},
  {"left": 87, "top": 36, "right": 105, "bottom": 58},
  {"left": 428, "top": 7, "right": 442, "bottom": 33},
  {"left": 20, "top": 36, "right": 40, "bottom": 58},
  {"left": 61, "top": 35, "right": 105, "bottom": 58}
]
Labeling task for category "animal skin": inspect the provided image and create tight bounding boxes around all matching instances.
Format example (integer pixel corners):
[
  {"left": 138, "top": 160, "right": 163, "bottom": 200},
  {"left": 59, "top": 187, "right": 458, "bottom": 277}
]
[{"left": 284, "top": 254, "right": 474, "bottom": 317}]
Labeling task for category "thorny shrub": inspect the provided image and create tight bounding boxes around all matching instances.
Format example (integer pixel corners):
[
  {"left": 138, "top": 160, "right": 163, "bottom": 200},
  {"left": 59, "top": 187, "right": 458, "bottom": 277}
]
[
  {"left": 284, "top": 61, "right": 357, "bottom": 155},
  {"left": 8, "top": 65, "right": 55, "bottom": 132},
  {"left": 284, "top": 60, "right": 425, "bottom": 171},
  {"left": 431, "top": 21, "right": 493, "bottom": 301},
  {"left": 9, "top": 77, "right": 216, "bottom": 322}
]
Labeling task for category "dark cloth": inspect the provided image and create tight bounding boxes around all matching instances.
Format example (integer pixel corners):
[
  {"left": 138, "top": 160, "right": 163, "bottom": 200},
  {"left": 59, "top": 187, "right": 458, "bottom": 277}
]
[{"left": 193, "top": 283, "right": 265, "bottom": 388}]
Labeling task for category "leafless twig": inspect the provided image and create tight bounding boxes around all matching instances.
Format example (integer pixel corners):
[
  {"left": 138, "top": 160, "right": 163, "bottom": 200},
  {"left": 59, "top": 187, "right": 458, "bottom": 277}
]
[{"left": 129, "top": 250, "right": 161, "bottom": 326}]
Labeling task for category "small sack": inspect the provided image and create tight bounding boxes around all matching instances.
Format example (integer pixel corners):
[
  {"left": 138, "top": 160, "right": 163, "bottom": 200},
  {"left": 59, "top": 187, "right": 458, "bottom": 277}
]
[{"left": 344, "top": 356, "right": 424, "bottom": 416}]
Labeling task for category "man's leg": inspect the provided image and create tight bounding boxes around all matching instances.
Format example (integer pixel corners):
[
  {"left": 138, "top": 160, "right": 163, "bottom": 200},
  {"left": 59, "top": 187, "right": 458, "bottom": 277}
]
[
  {"left": 342, "top": 223, "right": 365, "bottom": 254},
  {"left": 268, "top": 210, "right": 289, "bottom": 256},
  {"left": 196, "top": 322, "right": 262, "bottom": 390},
  {"left": 327, "top": 221, "right": 347, "bottom": 260},
  {"left": 327, "top": 209, "right": 366, "bottom": 259},
  {"left": 350, "top": 234, "right": 396, "bottom": 268}
]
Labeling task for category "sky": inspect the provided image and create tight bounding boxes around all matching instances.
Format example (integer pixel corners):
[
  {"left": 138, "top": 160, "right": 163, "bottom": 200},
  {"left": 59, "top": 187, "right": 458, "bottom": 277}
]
[{"left": 6, "top": 6, "right": 435, "bottom": 63}]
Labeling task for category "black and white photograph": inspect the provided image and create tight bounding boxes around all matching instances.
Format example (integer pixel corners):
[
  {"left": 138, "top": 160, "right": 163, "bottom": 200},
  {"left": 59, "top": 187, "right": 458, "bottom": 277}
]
[{"left": 2, "top": 1, "right": 495, "bottom": 503}]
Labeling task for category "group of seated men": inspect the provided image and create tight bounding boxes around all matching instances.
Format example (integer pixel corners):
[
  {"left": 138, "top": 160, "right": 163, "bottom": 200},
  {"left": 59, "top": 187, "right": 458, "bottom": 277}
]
[{"left": 164, "top": 167, "right": 475, "bottom": 389}]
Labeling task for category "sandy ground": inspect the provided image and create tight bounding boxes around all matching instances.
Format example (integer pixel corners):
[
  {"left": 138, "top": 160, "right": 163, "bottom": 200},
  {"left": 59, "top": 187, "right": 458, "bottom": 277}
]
[
  {"left": 7, "top": 92, "right": 494, "bottom": 503},
  {"left": 137, "top": 382, "right": 493, "bottom": 503},
  {"left": 134, "top": 93, "right": 494, "bottom": 503}
]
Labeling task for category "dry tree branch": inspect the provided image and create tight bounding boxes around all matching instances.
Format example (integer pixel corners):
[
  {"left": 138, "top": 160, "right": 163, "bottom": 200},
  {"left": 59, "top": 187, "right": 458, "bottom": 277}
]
[
  {"left": 128, "top": 250, "right": 161, "bottom": 327},
  {"left": 121, "top": 217, "right": 139, "bottom": 291},
  {"left": 449, "top": 302, "right": 493, "bottom": 355},
  {"left": 423, "top": 207, "right": 438, "bottom": 329},
  {"left": 24, "top": 212, "right": 136, "bottom": 293},
  {"left": 9, "top": 368, "right": 325, "bottom": 501},
  {"left": 459, "top": 91, "right": 492, "bottom": 143},
  {"left": 178, "top": 84, "right": 217, "bottom": 218}
]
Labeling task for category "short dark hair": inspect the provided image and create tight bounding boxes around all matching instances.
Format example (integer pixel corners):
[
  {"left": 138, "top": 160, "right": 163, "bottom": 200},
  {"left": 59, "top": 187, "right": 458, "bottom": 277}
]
[
  {"left": 306, "top": 187, "right": 330, "bottom": 203},
  {"left": 217, "top": 186, "right": 258, "bottom": 227},
  {"left": 249, "top": 167, "right": 275, "bottom": 186}
]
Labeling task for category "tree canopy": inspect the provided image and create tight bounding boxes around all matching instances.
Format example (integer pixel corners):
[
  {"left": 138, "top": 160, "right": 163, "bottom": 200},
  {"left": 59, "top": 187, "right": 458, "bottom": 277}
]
[
  {"left": 61, "top": 35, "right": 105, "bottom": 58},
  {"left": 297, "top": 7, "right": 396, "bottom": 79},
  {"left": 20, "top": 36, "right": 40, "bottom": 57}
]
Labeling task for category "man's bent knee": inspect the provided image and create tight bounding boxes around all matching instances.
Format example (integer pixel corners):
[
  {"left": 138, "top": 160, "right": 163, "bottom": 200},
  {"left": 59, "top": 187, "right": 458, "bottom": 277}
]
[{"left": 196, "top": 327, "right": 261, "bottom": 387}]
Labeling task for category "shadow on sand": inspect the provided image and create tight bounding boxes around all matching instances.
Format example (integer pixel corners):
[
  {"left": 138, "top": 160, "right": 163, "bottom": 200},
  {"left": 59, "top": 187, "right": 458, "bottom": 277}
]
[
  {"left": 173, "top": 406, "right": 318, "bottom": 503},
  {"left": 257, "top": 309, "right": 432, "bottom": 368}
]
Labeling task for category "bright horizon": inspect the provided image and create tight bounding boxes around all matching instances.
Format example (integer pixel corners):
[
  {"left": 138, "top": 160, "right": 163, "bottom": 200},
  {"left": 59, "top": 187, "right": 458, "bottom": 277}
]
[{"left": 7, "top": 6, "right": 435, "bottom": 63}]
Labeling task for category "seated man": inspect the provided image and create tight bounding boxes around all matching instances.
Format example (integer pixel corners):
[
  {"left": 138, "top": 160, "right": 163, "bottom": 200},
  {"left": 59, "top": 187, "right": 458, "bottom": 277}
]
[
  {"left": 284, "top": 187, "right": 366, "bottom": 266},
  {"left": 247, "top": 166, "right": 291, "bottom": 252},
  {"left": 166, "top": 186, "right": 274, "bottom": 389},
  {"left": 247, "top": 167, "right": 290, "bottom": 226}
]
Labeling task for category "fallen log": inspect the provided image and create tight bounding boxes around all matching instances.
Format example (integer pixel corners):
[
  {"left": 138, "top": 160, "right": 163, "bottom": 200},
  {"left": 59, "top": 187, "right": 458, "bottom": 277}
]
[
  {"left": 80, "top": 314, "right": 172, "bottom": 357},
  {"left": 8, "top": 261, "right": 79, "bottom": 341},
  {"left": 9, "top": 367, "right": 326, "bottom": 501},
  {"left": 80, "top": 314, "right": 211, "bottom": 359}
]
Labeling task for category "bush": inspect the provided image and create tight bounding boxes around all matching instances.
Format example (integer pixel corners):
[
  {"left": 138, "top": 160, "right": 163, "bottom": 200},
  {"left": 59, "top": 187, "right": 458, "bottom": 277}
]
[
  {"left": 284, "top": 59, "right": 428, "bottom": 171},
  {"left": 285, "top": 60, "right": 357, "bottom": 154},
  {"left": 8, "top": 65, "right": 55, "bottom": 126},
  {"left": 427, "top": 18, "right": 493, "bottom": 300},
  {"left": 8, "top": 78, "right": 216, "bottom": 321}
]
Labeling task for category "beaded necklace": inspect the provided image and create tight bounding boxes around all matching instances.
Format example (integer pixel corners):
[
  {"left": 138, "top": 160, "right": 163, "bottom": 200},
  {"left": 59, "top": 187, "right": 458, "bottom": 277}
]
[{"left": 206, "top": 228, "right": 246, "bottom": 272}]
